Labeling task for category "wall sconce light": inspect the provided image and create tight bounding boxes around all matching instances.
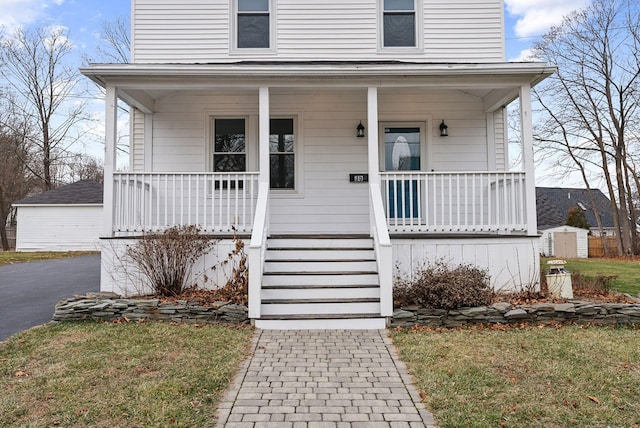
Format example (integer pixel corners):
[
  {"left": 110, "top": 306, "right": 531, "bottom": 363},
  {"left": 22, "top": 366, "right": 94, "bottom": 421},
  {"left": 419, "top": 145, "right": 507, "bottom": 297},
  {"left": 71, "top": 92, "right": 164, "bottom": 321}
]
[
  {"left": 356, "top": 121, "right": 365, "bottom": 138},
  {"left": 439, "top": 120, "right": 448, "bottom": 137}
]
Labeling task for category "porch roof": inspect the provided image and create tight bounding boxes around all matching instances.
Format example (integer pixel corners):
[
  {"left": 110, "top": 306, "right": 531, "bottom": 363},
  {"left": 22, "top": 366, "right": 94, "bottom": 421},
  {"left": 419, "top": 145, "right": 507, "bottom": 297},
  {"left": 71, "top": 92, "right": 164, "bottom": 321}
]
[{"left": 81, "top": 61, "right": 555, "bottom": 114}]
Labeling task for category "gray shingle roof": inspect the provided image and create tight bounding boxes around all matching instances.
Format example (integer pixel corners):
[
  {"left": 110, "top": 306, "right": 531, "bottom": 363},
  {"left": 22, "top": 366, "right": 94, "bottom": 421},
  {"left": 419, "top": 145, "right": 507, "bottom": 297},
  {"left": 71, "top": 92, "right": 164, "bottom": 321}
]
[
  {"left": 13, "top": 180, "right": 103, "bottom": 205},
  {"left": 536, "top": 187, "right": 614, "bottom": 230}
]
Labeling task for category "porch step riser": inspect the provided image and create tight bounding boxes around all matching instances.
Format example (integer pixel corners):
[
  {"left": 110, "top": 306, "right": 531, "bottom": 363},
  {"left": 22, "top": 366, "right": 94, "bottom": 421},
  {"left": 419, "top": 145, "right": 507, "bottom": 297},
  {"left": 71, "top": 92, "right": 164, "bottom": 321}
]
[
  {"left": 264, "top": 261, "right": 377, "bottom": 273},
  {"left": 266, "top": 250, "right": 375, "bottom": 260},
  {"left": 262, "top": 288, "right": 380, "bottom": 300},
  {"left": 259, "top": 237, "right": 382, "bottom": 326},
  {"left": 268, "top": 238, "right": 373, "bottom": 249},
  {"left": 260, "top": 302, "right": 381, "bottom": 316},
  {"left": 254, "top": 318, "right": 387, "bottom": 330},
  {"left": 262, "top": 274, "right": 380, "bottom": 287}
]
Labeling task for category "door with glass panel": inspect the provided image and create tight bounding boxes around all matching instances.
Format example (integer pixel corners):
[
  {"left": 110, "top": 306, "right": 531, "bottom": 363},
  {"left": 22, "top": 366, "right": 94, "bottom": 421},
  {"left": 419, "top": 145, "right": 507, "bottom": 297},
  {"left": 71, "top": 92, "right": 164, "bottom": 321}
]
[{"left": 383, "top": 126, "right": 422, "bottom": 220}]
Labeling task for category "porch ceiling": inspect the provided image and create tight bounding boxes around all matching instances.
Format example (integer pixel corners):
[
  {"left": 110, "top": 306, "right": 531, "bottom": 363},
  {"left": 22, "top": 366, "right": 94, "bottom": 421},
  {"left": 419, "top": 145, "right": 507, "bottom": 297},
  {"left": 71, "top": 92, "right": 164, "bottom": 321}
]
[{"left": 81, "top": 61, "right": 555, "bottom": 114}]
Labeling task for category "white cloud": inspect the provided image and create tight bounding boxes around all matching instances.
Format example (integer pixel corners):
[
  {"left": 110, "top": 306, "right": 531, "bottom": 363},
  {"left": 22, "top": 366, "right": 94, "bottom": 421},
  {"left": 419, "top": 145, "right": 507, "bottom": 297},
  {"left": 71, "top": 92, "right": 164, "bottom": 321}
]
[
  {"left": 508, "top": 48, "right": 539, "bottom": 62},
  {"left": 0, "top": 0, "right": 63, "bottom": 29},
  {"left": 505, "top": 0, "right": 591, "bottom": 38}
]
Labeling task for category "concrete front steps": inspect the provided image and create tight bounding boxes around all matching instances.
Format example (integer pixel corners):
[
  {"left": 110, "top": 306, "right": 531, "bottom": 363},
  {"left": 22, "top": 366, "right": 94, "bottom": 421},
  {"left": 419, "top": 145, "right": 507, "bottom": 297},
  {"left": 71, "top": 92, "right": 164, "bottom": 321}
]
[{"left": 253, "top": 236, "right": 387, "bottom": 330}]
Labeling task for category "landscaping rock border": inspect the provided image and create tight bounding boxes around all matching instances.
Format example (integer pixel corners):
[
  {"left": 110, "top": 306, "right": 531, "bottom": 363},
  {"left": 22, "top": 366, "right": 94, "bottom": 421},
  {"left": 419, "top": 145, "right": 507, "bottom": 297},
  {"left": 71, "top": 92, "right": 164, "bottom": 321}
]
[
  {"left": 391, "top": 301, "right": 640, "bottom": 328},
  {"left": 54, "top": 295, "right": 640, "bottom": 328},
  {"left": 53, "top": 293, "right": 249, "bottom": 325}
]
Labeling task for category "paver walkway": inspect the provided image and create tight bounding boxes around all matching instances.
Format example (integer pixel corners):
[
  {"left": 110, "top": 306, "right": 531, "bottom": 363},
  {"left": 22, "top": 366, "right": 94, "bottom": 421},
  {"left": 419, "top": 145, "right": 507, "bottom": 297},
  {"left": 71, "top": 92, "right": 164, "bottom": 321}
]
[{"left": 215, "top": 329, "right": 437, "bottom": 427}]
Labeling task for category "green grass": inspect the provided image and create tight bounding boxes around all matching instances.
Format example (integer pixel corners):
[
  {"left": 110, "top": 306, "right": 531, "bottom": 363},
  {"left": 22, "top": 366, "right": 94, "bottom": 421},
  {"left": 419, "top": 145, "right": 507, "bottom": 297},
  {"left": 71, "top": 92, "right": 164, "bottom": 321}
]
[
  {"left": 0, "top": 251, "right": 98, "bottom": 267},
  {"left": 391, "top": 325, "right": 640, "bottom": 428},
  {"left": 0, "top": 322, "right": 254, "bottom": 427},
  {"left": 542, "top": 257, "right": 640, "bottom": 296}
]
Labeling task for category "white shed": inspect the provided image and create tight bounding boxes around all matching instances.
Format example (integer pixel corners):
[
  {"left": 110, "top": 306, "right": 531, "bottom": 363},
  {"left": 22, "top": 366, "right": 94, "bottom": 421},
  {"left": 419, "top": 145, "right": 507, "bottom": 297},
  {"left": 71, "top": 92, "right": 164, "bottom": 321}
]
[
  {"left": 13, "top": 180, "right": 103, "bottom": 252},
  {"left": 539, "top": 225, "right": 589, "bottom": 259}
]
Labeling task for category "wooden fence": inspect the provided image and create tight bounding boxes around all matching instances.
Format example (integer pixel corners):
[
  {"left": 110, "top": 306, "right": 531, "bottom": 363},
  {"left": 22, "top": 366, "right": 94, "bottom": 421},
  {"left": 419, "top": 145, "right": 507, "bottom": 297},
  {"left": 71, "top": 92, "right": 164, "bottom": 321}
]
[{"left": 588, "top": 235, "right": 618, "bottom": 257}]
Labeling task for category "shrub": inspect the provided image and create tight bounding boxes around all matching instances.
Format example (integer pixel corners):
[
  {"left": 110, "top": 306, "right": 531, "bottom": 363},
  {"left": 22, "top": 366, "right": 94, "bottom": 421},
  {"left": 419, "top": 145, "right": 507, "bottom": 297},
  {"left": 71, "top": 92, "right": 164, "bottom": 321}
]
[
  {"left": 209, "top": 230, "right": 248, "bottom": 305},
  {"left": 126, "top": 225, "right": 217, "bottom": 297},
  {"left": 394, "top": 261, "right": 492, "bottom": 309}
]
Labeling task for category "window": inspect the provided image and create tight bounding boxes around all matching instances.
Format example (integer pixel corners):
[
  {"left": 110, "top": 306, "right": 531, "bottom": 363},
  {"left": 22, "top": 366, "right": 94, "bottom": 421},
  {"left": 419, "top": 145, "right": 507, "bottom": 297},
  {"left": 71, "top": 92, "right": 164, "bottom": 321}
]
[
  {"left": 213, "top": 118, "right": 246, "bottom": 189},
  {"left": 214, "top": 118, "right": 246, "bottom": 172},
  {"left": 237, "top": 0, "right": 270, "bottom": 49},
  {"left": 383, "top": 0, "right": 416, "bottom": 47},
  {"left": 270, "top": 118, "right": 295, "bottom": 189}
]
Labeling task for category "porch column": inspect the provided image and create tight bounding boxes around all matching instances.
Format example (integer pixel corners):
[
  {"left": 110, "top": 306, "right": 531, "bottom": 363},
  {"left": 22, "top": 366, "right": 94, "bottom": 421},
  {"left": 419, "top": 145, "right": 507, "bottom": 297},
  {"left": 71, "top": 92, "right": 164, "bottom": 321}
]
[
  {"left": 248, "top": 87, "right": 271, "bottom": 319},
  {"left": 367, "top": 87, "right": 379, "bottom": 184},
  {"left": 259, "top": 87, "right": 270, "bottom": 184},
  {"left": 103, "top": 85, "right": 118, "bottom": 237},
  {"left": 519, "top": 83, "right": 538, "bottom": 235}
]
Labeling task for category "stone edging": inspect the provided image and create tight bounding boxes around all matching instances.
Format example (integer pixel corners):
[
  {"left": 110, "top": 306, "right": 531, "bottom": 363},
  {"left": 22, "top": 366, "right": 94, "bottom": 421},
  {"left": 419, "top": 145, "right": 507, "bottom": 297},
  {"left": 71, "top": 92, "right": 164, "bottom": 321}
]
[
  {"left": 391, "top": 301, "right": 640, "bottom": 328},
  {"left": 53, "top": 293, "right": 249, "bottom": 325},
  {"left": 54, "top": 294, "right": 640, "bottom": 328}
]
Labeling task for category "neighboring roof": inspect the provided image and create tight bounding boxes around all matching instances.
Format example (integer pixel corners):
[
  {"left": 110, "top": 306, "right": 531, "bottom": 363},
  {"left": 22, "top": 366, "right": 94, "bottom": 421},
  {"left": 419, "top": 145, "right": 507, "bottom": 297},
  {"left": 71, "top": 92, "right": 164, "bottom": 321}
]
[
  {"left": 536, "top": 187, "right": 615, "bottom": 231},
  {"left": 13, "top": 180, "right": 103, "bottom": 205}
]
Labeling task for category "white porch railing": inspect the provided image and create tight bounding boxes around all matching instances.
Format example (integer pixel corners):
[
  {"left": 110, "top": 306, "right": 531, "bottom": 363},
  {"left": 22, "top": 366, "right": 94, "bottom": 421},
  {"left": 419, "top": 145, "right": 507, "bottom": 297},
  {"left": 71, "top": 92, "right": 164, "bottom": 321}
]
[
  {"left": 112, "top": 172, "right": 259, "bottom": 234},
  {"left": 380, "top": 171, "right": 527, "bottom": 233},
  {"left": 248, "top": 182, "right": 270, "bottom": 319},
  {"left": 369, "top": 182, "right": 393, "bottom": 317}
]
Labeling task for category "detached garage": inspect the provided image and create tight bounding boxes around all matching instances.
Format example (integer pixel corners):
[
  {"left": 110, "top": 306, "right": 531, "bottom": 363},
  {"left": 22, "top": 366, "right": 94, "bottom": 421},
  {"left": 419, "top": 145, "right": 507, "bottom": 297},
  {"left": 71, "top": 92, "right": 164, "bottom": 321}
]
[
  {"left": 539, "top": 225, "right": 589, "bottom": 259},
  {"left": 13, "top": 180, "right": 103, "bottom": 252}
]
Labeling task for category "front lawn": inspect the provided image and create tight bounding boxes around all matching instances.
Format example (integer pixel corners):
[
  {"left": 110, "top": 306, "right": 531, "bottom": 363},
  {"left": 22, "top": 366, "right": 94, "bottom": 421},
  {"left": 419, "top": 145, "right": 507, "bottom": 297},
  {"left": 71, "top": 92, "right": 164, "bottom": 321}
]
[
  {"left": 0, "top": 251, "right": 98, "bottom": 267},
  {"left": 0, "top": 322, "right": 254, "bottom": 427},
  {"left": 392, "top": 325, "right": 640, "bottom": 428},
  {"left": 543, "top": 257, "right": 640, "bottom": 296}
]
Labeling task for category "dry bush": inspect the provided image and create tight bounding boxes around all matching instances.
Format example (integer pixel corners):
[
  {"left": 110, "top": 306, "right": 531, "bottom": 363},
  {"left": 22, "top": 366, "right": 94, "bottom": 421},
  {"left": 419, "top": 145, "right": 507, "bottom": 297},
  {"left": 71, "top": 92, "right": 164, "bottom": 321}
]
[
  {"left": 126, "top": 225, "right": 217, "bottom": 297},
  {"left": 394, "top": 261, "right": 492, "bottom": 309},
  {"left": 210, "top": 231, "right": 248, "bottom": 305},
  {"left": 568, "top": 272, "right": 616, "bottom": 293}
]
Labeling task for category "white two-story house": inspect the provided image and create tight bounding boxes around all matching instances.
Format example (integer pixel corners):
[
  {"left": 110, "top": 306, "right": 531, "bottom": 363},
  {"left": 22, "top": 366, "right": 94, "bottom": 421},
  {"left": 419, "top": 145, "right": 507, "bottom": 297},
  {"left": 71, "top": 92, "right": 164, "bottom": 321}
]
[{"left": 82, "top": 0, "right": 554, "bottom": 329}]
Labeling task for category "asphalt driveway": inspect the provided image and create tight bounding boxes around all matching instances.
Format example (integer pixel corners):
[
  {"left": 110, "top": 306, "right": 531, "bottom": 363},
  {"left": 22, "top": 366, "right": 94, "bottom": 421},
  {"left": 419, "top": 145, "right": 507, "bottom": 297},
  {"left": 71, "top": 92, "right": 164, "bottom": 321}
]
[{"left": 0, "top": 255, "right": 100, "bottom": 342}]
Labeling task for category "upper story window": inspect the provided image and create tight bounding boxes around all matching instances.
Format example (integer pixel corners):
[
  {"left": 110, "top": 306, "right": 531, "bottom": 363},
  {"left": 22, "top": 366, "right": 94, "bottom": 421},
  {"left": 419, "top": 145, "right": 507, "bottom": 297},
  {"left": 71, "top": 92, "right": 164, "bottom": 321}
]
[
  {"left": 237, "top": 0, "right": 270, "bottom": 49},
  {"left": 383, "top": 0, "right": 416, "bottom": 47}
]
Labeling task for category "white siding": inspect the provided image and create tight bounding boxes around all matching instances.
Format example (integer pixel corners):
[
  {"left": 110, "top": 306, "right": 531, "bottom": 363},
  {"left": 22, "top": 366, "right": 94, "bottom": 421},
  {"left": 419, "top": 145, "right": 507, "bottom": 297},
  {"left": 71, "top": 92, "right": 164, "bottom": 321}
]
[
  {"left": 100, "top": 237, "right": 241, "bottom": 296},
  {"left": 379, "top": 89, "right": 489, "bottom": 172},
  {"left": 423, "top": 0, "right": 504, "bottom": 61},
  {"left": 393, "top": 236, "right": 541, "bottom": 292},
  {"left": 132, "top": 0, "right": 504, "bottom": 63},
  {"left": 16, "top": 205, "right": 103, "bottom": 252},
  {"left": 494, "top": 108, "right": 506, "bottom": 170},
  {"left": 147, "top": 88, "right": 492, "bottom": 234},
  {"left": 131, "top": 108, "right": 146, "bottom": 172}
]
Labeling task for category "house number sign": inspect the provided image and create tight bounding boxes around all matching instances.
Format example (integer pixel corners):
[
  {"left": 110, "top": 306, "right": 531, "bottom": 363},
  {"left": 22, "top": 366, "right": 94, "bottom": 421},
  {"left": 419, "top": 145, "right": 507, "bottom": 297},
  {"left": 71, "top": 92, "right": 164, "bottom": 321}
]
[{"left": 349, "top": 173, "right": 369, "bottom": 183}]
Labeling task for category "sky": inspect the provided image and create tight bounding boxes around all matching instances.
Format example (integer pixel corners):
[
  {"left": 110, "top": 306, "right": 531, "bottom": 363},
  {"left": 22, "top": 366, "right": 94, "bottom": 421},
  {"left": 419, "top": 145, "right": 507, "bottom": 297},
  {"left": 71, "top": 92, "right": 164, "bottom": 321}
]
[{"left": 0, "top": 0, "right": 592, "bottom": 178}]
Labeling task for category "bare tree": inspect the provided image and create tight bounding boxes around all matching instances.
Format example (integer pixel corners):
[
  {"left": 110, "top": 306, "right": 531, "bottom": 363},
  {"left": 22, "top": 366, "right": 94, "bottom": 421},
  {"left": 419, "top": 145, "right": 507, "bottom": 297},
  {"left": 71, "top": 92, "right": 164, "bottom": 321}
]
[
  {"left": 95, "top": 16, "right": 130, "bottom": 64},
  {"left": 60, "top": 153, "right": 104, "bottom": 183},
  {"left": 0, "top": 25, "right": 89, "bottom": 191},
  {"left": 533, "top": 0, "right": 640, "bottom": 255},
  {"left": 0, "top": 95, "right": 37, "bottom": 250}
]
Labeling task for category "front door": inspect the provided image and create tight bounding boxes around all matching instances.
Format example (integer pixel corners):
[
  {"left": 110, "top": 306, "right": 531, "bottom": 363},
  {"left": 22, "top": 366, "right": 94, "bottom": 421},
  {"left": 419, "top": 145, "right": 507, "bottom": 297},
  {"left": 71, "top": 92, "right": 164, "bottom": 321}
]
[{"left": 383, "top": 126, "right": 422, "bottom": 219}]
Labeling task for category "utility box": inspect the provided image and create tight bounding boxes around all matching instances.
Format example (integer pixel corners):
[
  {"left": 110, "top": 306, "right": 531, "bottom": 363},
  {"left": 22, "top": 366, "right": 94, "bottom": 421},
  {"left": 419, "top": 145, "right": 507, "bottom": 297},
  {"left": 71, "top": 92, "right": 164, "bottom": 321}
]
[{"left": 546, "top": 260, "right": 573, "bottom": 299}]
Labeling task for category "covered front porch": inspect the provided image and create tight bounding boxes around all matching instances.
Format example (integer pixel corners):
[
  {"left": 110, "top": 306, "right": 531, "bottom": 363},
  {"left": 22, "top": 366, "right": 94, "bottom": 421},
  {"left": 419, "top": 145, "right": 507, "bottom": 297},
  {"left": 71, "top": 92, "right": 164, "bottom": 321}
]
[{"left": 84, "top": 62, "right": 552, "bottom": 326}]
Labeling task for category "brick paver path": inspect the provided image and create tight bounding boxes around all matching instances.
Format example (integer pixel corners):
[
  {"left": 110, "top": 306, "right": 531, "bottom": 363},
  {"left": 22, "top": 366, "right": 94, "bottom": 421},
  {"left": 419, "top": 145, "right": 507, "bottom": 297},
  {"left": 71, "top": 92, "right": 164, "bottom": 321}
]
[{"left": 215, "top": 329, "right": 438, "bottom": 427}]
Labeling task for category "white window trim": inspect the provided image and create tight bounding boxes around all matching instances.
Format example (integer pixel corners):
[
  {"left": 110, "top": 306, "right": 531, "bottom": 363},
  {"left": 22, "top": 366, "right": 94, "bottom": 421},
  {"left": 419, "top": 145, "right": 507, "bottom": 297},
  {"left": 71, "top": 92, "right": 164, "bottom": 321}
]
[
  {"left": 377, "top": 0, "right": 424, "bottom": 53},
  {"left": 206, "top": 114, "right": 257, "bottom": 173},
  {"left": 270, "top": 111, "right": 304, "bottom": 197},
  {"left": 378, "top": 121, "right": 429, "bottom": 172},
  {"left": 205, "top": 110, "right": 304, "bottom": 196},
  {"left": 230, "top": 0, "right": 278, "bottom": 55}
]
